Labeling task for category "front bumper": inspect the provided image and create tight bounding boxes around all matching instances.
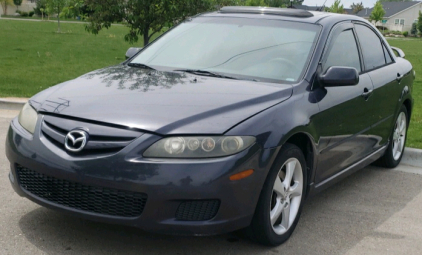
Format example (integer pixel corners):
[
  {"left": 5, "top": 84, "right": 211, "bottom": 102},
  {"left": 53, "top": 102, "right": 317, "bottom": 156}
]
[{"left": 6, "top": 116, "right": 279, "bottom": 236}]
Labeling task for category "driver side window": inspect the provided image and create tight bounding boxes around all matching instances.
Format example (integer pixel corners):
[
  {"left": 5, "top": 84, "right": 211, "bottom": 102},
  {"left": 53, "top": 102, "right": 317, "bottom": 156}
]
[{"left": 323, "top": 30, "right": 361, "bottom": 73}]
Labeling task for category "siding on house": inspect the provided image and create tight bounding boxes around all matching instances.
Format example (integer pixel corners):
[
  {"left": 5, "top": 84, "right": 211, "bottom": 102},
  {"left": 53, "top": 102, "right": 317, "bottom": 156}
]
[
  {"left": 0, "top": 0, "right": 36, "bottom": 15},
  {"left": 356, "top": 1, "right": 422, "bottom": 32},
  {"left": 384, "top": 2, "right": 422, "bottom": 32}
]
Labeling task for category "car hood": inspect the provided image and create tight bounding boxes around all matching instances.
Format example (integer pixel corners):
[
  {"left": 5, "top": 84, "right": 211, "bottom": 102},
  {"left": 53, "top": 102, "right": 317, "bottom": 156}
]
[{"left": 30, "top": 65, "right": 293, "bottom": 134}]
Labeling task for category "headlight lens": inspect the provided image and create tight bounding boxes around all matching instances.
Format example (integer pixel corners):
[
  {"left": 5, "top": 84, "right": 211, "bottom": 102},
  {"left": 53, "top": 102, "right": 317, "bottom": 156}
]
[
  {"left": 143, "top": 136, "right": 256, "bottom": 158},
  {"left": 18, "top": 103, "right": 38, "bottom": 134}
]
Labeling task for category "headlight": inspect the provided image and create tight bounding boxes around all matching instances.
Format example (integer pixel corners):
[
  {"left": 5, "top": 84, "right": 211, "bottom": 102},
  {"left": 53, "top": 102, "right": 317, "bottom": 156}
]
[
  {"left": 18, "top": 103, "right": 38, "bottom": 134},
  {"left": 143, "top": 136, "right": 256, "bottom": 158}
]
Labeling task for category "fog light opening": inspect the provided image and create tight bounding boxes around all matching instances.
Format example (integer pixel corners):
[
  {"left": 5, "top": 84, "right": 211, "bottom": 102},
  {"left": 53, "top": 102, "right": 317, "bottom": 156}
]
[{"left": 230, "top": 169, "right": 254, "bottom": 181}]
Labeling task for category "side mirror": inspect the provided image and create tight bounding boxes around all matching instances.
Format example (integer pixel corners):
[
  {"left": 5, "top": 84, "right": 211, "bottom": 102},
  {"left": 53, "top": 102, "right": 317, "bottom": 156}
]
[
  {"left": 125, "top": 47, "right": 142, "bottom": 59},
  {"left": 391, "top": 46, "right": 405, "bottom": 58},
  {"left": 319, "top": 66, "right": 359, "bottom": 87}
]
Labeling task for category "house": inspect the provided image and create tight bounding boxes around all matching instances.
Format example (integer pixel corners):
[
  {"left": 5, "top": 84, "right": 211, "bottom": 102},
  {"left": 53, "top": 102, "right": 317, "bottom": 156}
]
[
  {"left": 356, "top": 1, "right": 422, "bottom": 32},
  {"left": 0, "top": 0, "right": 36, "bottom": 15}
]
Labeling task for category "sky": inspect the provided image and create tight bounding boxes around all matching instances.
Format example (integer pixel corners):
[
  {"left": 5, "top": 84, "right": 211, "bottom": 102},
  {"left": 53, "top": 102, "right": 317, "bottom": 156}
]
[{"left": 303, "top": 0, "right": 377, "bottom": 9}]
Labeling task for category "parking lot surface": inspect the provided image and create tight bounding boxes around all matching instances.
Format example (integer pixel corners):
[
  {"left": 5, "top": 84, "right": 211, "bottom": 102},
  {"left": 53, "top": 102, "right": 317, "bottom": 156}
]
[{"left": 1, "top": 111, "right": 422, "bottom": 255}]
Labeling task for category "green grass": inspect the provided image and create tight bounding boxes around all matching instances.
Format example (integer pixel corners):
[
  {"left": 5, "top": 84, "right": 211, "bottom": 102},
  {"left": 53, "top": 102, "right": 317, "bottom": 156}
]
[
  {"left": 0, "top": 20, "right": 420, "bottom": 148},
  {"left": 0, "top": 19, "right": 142, "bottom": 97},
  {"left": 387, "top": 39, "right": 422, "bottom": 149}
]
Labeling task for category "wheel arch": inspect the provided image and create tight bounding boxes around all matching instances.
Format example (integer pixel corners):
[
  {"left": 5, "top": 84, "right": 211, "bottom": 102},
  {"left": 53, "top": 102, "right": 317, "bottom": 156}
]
[
  {"left": 281, "top": 131, "right": 317, "bottom": 199},
  {"left": 403, "top": 98, "right": 412, "bottom": 124}
]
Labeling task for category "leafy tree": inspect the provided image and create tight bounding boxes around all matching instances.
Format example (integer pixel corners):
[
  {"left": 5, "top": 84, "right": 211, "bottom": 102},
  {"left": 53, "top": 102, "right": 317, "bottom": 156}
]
[
  {"left": 0, "top": 0, "right": 14, "bottom": 15},
  {"left": 13, "top": 0, "right": 21, "bottom": 10},
  {"left": 34, "top": 0, "right": 47, "bottom": 16},
  {"left": 46, "top": 0, "right": 67, "bottom": 32},
  {"left": 411, "top": 22, "right": 417, "bottom": 35},
  {"left": 369, "top": 1, "right": 385, "bottom": 26},
  {"left": 328, "top": 0, "right": 344, "bottom": 13},
  {"left": 350, "top": 2, "right": 363, "bottom": 14},
  {"left": 84, "top": 0, "right": 216, "bottom": 46},
  {"left": 418, "top": 11, "right": 422, "bottom": 36}
]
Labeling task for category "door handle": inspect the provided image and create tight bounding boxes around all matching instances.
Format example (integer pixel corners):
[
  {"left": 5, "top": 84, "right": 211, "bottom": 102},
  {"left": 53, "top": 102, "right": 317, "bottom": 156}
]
[
  {"left": 397, "top": 73, "right": 404, "bottom": 82},
  {"left": 361, "top": 88, "right": 373, "bottom": 100}
]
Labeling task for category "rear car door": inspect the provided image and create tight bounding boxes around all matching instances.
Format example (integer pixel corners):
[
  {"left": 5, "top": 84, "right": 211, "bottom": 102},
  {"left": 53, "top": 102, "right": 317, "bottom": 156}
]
[
  {"left": 353, "top": 23, "right": 403, "bottom": 150},
  {"left": 313, "top": 23, "right": 376, "bottom": 183}
]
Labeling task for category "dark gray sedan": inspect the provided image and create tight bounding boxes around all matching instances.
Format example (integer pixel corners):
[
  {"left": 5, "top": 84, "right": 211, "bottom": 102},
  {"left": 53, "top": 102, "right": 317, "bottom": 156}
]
[{"left": 6, "top": 7, "right": 414, "bottom": 246}]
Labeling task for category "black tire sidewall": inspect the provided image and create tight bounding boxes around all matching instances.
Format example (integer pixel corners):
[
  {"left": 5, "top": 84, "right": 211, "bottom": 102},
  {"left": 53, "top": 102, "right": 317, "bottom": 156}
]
[{"left": 250, "top": 143, "right": 307, "bottom": 246}]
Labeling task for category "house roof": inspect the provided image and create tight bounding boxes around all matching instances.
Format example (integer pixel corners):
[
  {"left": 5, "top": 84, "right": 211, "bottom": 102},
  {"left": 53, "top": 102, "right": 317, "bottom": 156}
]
[{"left": 356, "top": 1, "right": 421, "bottom": 18}]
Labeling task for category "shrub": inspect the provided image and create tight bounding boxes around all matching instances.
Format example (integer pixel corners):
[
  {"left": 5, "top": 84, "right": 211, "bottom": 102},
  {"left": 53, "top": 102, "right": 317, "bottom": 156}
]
[
  {"left": 16, "top": 10, "right": 21, "bottom": 14},
  {"left": 403, "top": 31, "right": 409, "bottom": 37},
  {"left": 20, "top": 11, "right": 29, "bottom": 17},
  {"left": 29, "top": 11, "right": 35, "bottom": 17}
]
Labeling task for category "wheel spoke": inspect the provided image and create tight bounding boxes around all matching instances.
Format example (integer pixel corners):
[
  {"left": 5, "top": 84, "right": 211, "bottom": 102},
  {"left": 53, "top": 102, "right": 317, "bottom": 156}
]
[
  {"left": 270, "top": 199, "right": 283, "bottom": 226},
  {"left": 273, "top": 176, "right": 286, "bottom": 196},
  {"left": 289, "top": 181, "right": 303, "bottom": 198},
  {"left": 284, "top": 160, "right": 296, "bottom": 188},
  {"left": 280, "top": 203, "right": 290, "bottom": 229}
]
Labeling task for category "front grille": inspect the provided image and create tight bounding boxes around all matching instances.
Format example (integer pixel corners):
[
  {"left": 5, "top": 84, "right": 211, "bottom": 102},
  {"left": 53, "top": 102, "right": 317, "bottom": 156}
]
[
  {"left": 175, "top": 200, "right": 220, "bottom": 221},
  {"left": 41, "top": 115, "right": 143, "bottom": 156},
  {"left": 16, "top": 165, "right": 147, "bottom": 218}
]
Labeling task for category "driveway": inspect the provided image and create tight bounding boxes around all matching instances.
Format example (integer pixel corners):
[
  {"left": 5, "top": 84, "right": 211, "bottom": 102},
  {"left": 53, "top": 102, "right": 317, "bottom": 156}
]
[{"left": 1, "top": 110, "right": 422, "bottom": 255}]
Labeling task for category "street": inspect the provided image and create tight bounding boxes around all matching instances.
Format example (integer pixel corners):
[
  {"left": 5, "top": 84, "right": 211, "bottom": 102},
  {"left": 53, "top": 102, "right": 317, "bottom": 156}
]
[{"left": 1, "top": 111, "right": 422, "bottom": 255}]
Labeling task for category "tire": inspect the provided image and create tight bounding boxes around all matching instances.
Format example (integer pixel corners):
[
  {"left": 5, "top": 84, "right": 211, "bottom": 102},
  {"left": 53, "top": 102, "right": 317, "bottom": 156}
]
[
  {"left": 375, "top": 105, "right": 408, "bottom": 168},
  {"left": 248, "top": 143, "right": 307, "bottom": 246}
]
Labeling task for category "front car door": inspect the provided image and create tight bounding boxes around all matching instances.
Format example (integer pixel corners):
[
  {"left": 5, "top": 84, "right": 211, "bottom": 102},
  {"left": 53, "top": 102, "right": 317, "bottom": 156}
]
[{"left": 312, "top": 22, "right": 376, "bottom": 183}]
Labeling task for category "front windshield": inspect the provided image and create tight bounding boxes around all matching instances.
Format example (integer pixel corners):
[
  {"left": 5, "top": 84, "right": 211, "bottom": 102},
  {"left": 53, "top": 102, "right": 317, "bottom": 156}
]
[{"left": 131, "top": 17, "right": 320, "bottom": 83}]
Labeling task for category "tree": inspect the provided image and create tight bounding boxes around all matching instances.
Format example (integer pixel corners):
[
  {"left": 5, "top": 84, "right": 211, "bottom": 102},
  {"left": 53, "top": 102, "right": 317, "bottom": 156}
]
[
  {"left": 328, "top": 0, "right": 344, "bottom": 14},
  {"left": 46, "top": 0, "right": 67, "bottom": 32},
  {"left": 84, "top": 0, "right": 216, "bottom": 46},
  {"left": 369, "top": 1, "right": 385, "bottom": 26},
  {"left": 418, "top": 11, "right": 422, "bottom": 36},
  {"left": 411, "top": 22, "right": 417, "bottom": 36},
  {"left": 0, "top": 0, "right": 14, "bottom": 15},
  {"left": 13, "top": 0, "right": 21, "bottom": 10},
  {"left": 350, "top": 2, "right": 363, "bottom": 14}
]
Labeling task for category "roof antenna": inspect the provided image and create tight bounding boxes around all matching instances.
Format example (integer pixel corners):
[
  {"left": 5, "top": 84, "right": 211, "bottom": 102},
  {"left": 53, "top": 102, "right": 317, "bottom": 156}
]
[{"left": 319, "top": 0, "right": 328, "bottom": 11}]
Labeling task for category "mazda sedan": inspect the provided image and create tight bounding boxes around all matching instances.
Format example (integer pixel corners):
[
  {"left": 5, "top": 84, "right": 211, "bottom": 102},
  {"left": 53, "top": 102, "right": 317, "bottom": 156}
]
[{"left": 6, "top": 7, "right": 414, "bottom": 246}]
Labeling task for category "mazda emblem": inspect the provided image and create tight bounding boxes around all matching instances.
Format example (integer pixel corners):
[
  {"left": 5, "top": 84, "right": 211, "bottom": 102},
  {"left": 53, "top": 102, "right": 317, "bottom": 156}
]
[{"left": 65, "top": 130, "right": 89, "bottom": 152}]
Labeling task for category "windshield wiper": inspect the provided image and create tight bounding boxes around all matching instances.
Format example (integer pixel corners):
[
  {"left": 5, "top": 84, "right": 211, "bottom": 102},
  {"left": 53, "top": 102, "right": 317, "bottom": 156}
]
[
  {"left": 174, "top": 69, "right": 239, "bottom": 80},
  {"left": 127, "top": 63, "right": 156, "bottom": 70}
]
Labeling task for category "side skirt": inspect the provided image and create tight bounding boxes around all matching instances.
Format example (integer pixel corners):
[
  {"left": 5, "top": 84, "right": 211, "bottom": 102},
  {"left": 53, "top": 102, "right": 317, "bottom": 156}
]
[{"left": 307, "top": 145, "right": 387, "bottom": 197}]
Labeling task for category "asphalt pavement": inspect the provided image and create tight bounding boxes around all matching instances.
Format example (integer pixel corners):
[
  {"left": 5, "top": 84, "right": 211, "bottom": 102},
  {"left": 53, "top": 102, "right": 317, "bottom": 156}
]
[{"left": 1, "top": 110, "right": 422, "bottom": 255}]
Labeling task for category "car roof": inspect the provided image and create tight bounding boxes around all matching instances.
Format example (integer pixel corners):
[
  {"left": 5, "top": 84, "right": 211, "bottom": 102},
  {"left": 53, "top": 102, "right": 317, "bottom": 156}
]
[{"left": 200, "top": 6, "right": 367, "bottom": 25}]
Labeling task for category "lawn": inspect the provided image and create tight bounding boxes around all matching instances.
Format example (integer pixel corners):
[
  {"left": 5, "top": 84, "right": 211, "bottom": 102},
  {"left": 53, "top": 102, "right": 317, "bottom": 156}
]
[
  {"left": 0, "top": 19, "right": 420, "bottom": 148},
  {"left": 387, "top": 38, "right": 422, "bottom": 149},
  {"left": 0, "top": 19, "right": 145, "bottom": 97}
]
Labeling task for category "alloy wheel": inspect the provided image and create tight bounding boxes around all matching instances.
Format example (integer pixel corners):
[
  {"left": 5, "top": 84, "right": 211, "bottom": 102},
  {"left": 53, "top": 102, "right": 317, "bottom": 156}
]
[
  {"left": 392, "top": 112, "right": 407, "bottom": 161},
  {"left": 270, "top": 158, "right": 303, "bottom": 235}
]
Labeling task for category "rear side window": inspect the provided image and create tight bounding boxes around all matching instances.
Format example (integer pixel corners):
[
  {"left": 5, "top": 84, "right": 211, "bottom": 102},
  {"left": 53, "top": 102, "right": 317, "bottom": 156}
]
[
  {"left": 383, "top": 44, "right": 393, "bottom": 64},
  {"left": 355, "top": 24, "right": 386, "bottom": 70},
  {"left": 323, "top": 29, "right": 361, "bottom": 73}
]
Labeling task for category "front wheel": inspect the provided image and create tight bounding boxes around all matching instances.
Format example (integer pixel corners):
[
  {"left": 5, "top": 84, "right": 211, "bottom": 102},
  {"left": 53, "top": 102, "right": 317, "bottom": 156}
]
[
  {"left": 248, "top": 143, "right": 307, "bottom": 246},
  {"left": 375, "top": 105, "right": 408, "bottom": 168}
]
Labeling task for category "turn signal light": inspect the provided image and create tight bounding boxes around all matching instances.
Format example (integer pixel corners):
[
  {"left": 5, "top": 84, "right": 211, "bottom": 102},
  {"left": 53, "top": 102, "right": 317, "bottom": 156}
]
[{"left": 230, "top": 169, "right": 254, "bottom": 181}]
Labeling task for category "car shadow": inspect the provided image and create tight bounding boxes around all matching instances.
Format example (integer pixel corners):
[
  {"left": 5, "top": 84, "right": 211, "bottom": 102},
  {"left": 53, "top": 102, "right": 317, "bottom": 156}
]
[{"left": 18, "top": 166, "right": 422, "bottom": 255}]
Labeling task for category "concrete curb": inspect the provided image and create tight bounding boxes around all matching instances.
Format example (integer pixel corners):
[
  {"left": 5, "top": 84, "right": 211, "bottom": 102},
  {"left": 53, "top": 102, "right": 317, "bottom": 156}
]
[
  {"left": 1, "top": 97, "right": 421, "bottom": 168},
  {"left": 402, "top": 148, "right": 422, "bottom": 168},
  {"left": 0, "top": 98, "right": 27, "bottom": 111}
]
